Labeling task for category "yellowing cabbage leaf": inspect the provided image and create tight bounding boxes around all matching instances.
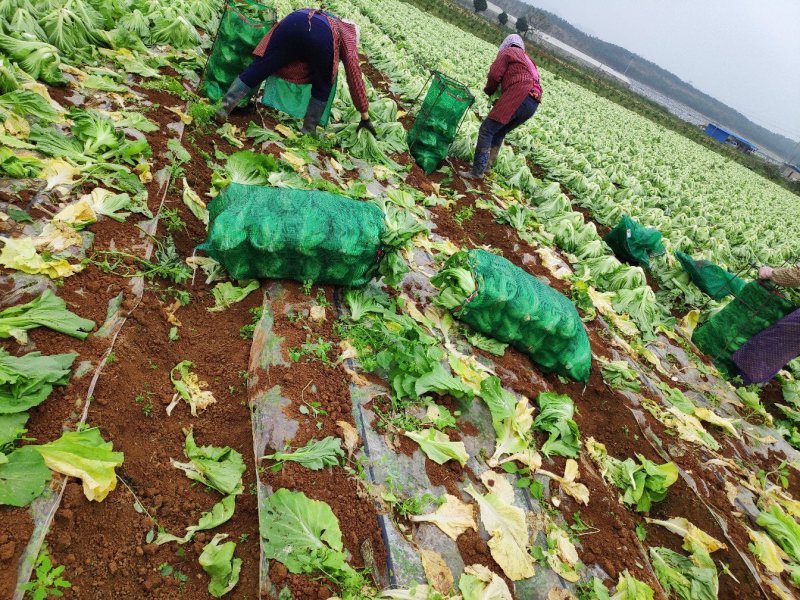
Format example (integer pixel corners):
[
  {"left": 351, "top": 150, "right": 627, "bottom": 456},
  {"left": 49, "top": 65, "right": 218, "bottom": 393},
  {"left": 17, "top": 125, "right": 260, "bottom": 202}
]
[
  {"left": 458, "top": 564, "right": 513, "bottom": 600},
  {"left": 646, "top": 517, "right": 727, "bottom": 553},
  {"left": 0, "top": 236, "right": 82, "bottom": 278},
  {"left": 35, "top": 427, "right": 123, "bottom": 502},
  {"left": 466, "top": 483, "right": 534, "bottom": 580},
  {"left": 410, "top": 493, "right": 477, "bottom": 541},
  {"left": 747, "top": 527, "right": 787, "bottom": 574}
]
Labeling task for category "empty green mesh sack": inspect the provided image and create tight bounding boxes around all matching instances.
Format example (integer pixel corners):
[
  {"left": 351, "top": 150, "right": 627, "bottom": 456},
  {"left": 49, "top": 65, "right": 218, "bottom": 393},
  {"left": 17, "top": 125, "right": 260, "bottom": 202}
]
[
  {"left": 603, "top": 215, "right": 665, "bottom": 268},
  {"left": 674, "top": 251, "right": 746, "bottom": 300},
  {"left": 198, "top": 183, "right": 385, "bottom": 286},
  {"left": 407, "top": 71, "right": 474, "bottom": 174},
  {"left": 692, "top": 281, "right": 795, "bottom": 375},
  {"left": 432, "top": 249, "right": 591, "bottom": 382},
  {"left": 261, "top": 75, "right": 337, "bottom": 126},
  {"left": 202, "top": 0, "right": 276, "bottom": 103}
]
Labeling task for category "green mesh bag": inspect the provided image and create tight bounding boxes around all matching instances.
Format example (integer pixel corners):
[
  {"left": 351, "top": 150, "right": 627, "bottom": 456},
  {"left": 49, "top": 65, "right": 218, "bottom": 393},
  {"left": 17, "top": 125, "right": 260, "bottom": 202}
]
[
  {"left": 603, "top": 215, "right": 666, "bottom": 268},
  {"left": 198, "top": 183, "right": 385, "bottom": 286},
  {"left": 261, "top": 74, "right": 337, "bottom": 126},
  {"left": 674, "top": 251, "right": 746, "bottom": 300},
  {"left": 407, "top": 71, "right": 474, "bottom": 175},
  {"left": 432, "top": 249, "right": 591, "bottom": 382},
  {"left": 692, "top": 281, "right": 795, "bottom": 375},
  {"left": 201, "top": 0, "right": 276, "bottom": 103}
]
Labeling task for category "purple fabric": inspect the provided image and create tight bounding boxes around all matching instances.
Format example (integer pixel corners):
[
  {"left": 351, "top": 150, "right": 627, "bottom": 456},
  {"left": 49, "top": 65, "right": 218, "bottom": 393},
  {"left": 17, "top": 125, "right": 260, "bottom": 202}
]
[{"left": 732, "top": 308, "right": 800, "bottom": 384}]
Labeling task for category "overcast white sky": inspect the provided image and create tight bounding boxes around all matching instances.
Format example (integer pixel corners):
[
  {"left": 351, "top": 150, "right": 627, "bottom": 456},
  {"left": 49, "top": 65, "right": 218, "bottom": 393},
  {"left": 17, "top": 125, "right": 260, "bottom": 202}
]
[{"left": 523, "top": 0, "right": 800, "bottom": 142}]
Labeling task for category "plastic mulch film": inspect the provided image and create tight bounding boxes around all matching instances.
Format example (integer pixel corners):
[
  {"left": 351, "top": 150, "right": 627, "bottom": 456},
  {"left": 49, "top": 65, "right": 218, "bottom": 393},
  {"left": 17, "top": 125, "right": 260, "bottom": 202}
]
[
  {"left": 247, "top": 283, "right": 572, "bottom": 598},
  {"left": 202, "top": 0, "right": 277, "bottom": 104},
  {"left": 692, "top": 281, "right": 796, "bottom": 376},
  {"left": 407, "top": 71, "right": 474, "bottom": 175},
  {"left": 261, "top": 74, "right": 337, "bottom": 126},
  {"left": 10, "top": 146, "right": 181, "bottom": 597},
  {"left": 603, "top": 215, "right": 666, "bottom": 268},
  {"left": 674, "top": 251, "right": 746, "bottom": 300},
  {"left": 440, "top": 249, "right": 592, "bottom": 382},
  {"left": 198, "top": 184, "right": 386, "bottom": 286},
  {"left": 600, "top": 336, "right": 798, "bottom": 599}
]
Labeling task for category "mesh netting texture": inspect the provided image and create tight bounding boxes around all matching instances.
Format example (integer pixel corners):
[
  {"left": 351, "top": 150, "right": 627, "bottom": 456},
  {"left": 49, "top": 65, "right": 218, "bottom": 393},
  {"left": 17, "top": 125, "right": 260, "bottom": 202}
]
[
  {"left": 202, "top": 1, "right": 276, "bottom": 103},
  {"left": 603, "top": 215, "right": 665, "bottom": 268},
  {"left": 674, "top": 251, "right": 746, "bottom": 300},
  {"left": 198, "top": 183, "right": 386, "bottom": 286},
  {"left": 441, "top": 249, "right": 591, "bottom": 382},
  {"left": 407, "top": 72, "right": 474, "bottom": 174},
  {"left": 693, "top": 281, "right": 796, "bottom": 375}
]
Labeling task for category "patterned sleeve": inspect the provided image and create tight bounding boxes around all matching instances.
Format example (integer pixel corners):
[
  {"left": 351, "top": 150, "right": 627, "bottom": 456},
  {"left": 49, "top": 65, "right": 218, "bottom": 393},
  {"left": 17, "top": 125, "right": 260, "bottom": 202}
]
[
  {"left": 339, "top": 27, "right": 369, "bottom": 114},
  {"left": 772, "top": 265, "right": 800, "bottom": 288},
  {"left": 484, "top": 49, "right": 510, "bottom": 96}
]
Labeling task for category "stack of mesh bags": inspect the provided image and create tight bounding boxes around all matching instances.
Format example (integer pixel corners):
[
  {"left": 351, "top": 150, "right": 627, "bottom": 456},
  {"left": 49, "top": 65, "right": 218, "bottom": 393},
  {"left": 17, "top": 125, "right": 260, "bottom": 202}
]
[
  {"left": 407, "top": 72, "right": 474, "bottom": 174},
  {"left": 432, "top": 249, "right": 591, "bottom": 382},
  {"left": 693, "top": 281, "right": 796, "bottom": 375},
  {"left": 198, "top": 183, "right": 386, "bottom": 286},
  {"left": 674, "top": 251, "right": 746, "bottom": 300}
]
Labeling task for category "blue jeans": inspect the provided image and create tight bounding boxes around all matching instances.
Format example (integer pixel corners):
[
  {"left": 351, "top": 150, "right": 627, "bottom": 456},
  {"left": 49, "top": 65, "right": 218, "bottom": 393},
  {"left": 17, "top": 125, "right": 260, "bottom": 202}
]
[
  {"left": 472, "top": 95, "right": 539, "bottom": 176},
  {"left": 239, "top": 10, "right": 335, "bottom": 102}
]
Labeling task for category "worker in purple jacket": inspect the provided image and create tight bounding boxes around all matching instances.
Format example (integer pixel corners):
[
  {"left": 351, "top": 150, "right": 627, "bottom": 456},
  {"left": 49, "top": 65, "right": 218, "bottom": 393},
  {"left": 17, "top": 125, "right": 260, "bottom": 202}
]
[{"left": 461, "top": 34, "right": 543, "bottom": 180}]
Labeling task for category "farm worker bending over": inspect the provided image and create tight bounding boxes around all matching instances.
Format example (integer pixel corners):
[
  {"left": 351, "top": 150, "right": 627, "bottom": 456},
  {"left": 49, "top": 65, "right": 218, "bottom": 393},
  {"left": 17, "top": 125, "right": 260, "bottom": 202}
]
[
  {"left": 215, "top": 8, "right": 376, "bottom": 136},
  {"left": 461, "top": 34, "right": 542, "bottom": 180},
  {"left": 730, "top": 264, "right": 800, "bottom": 384}
]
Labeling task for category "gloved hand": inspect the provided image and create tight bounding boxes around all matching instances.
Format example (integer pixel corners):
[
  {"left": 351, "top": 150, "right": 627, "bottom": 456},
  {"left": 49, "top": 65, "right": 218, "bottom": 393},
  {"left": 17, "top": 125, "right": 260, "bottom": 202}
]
[
  {"left": 358, "top": 118, "right": 377, "bottom": 137},
  {"left": 759, "top": 266, "right": 774, "bottom": 280}
]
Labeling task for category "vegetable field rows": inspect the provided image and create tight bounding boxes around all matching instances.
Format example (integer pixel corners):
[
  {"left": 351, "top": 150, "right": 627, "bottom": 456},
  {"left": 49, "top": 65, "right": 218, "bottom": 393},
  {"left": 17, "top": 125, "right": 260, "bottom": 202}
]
[{"left": 1, "top": 0, "right": 799, "bottom": 599}]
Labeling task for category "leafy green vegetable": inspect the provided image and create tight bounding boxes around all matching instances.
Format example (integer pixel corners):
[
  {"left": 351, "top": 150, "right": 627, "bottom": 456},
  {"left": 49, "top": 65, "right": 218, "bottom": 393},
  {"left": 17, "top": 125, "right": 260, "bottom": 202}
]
[
  {"left": 0, "top": 89, "right": 59, "bottom": 122},
  {"left": 598, "top": 358, "right": 641, "bottom": 393},
  {"left": 171, "top": 430, "right": 245, "bottom": 496},
  {"left": 649, "top": 544, "right": 718, "bottom": 600},
  {"left": 757, "top": 504, "right": 800, "bottom": 563},
  {"left": 584, "top": 571, "right": 655, "bottom": 600},
  {"left": 0, "top": 33, "right": 65, "bottom": 85},
  {"left": 414, "top": 363, "right": 474, "bottom": 400},
  {"left": 157, "top": 494, "right": 236, "bottom": 545},
  {"left": 464, "top": 330, "right": 507, "bottom": 355},
  {"left": 170, "top": 361, "right": 216, "bottom": 416},
  {"left": 344, "top": 286, "right": 390, "bottom": 321},
  {"left": 431, "top": 251, "right": 475, "bottom": 311},
  {"left": 534, "top": 392, "right": 581, "bottom": 458},
  {"left": 0, "top": 290, "right": 94, "bottom": 343},
  {"left": 479, "top": 376, "right": 534, "bottom": 466},
  {"left": 0, "top": 445, "right": 51, "bottom": 507},
  {"left": 587, "top": 438, "right": 678, "bottom": 512},
  {"left": 405, "top": 428, "right": 468, "bottom": 466},
  {"left": 260, "top": 488, "right": 353, "bottom": 578},
  {"left": 263, "top": 437, "right": 344, "bottom": 471},
  {"left": 35, "top": 427, "right": 123, "bottom": 502},
  {"left": 209, "top": 280, "right": 259, "bottom": 312},
  {"left": 0, "top": 349, "right": 77, "bottom": 413},
  {"left": 199, "top": 534, "right": 242, "bottom": 598},
  {"left": 0, "top": 412, "right": 29, "bottom": 450}
]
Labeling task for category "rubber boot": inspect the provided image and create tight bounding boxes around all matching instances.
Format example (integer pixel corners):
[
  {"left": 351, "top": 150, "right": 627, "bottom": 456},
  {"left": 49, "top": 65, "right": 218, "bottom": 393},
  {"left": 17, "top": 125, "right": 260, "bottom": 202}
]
[
  {"left": 214, "top": 77, "right": 251, "bottom": 123},
  {"left": 460, "top": 146, "right": 490, "bottom": 180},
  {"left": 301, "top": 97, "right": 327, "bottom": 136},
  {"left": 487, "top": 145, "right": 501, "bottom": 171}
]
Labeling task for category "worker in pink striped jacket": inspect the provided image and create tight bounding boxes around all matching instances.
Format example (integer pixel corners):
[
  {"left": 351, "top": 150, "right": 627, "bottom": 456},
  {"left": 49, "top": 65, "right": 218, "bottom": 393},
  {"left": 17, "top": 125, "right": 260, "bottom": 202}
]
[
  {"left": 462, "top": 34, "right": 543, "bottom": 180},
  {"left": 215, "top": 8, "right": 375, "bottom": 136}
]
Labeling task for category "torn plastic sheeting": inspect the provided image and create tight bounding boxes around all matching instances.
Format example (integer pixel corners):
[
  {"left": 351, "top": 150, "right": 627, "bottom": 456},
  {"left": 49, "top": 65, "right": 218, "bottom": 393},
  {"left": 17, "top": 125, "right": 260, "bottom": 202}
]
[
  {"left": 12, "top": 131, "right": 179, "bottom": 598},
  {"left": 331, "top": 291, "right": 569, "bottom": 599}
]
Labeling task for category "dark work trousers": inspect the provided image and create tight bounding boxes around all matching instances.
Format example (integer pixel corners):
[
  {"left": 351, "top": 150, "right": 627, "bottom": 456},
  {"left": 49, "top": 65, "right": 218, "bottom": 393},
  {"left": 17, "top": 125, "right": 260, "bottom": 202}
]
[
  {"left": 239, "top": 10, "right": 335, "bottom": 102},
  {"left": 473, "top": 95, "right": 539, "bottom": 175}
]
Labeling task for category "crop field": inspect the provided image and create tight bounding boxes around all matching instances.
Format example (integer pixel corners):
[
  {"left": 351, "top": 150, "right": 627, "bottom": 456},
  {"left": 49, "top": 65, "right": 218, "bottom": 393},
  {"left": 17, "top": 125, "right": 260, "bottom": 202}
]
[{"left": 1, "top": 0, "right": 800, "bottom": 599}]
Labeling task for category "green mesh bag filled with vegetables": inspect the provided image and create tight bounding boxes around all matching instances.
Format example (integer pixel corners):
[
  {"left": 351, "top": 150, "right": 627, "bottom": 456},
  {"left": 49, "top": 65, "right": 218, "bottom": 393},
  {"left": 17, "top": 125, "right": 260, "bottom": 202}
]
[
  {"left": 202, "top": 0, "right": 276, "bottom": 103},
  {"left": 407, "top": 71, "right": 474, "bottom": 174},
  {"left": 693, "top": 281, "right": 795, "bottom": 375},
  {"left": 431, "top": 249, "right": 592, "bottom": 382},
  {"left": 198, "top": 184, "right": 385, "bottom": 286},
  {"left": 674, "top": 251, "right": 746, "bottom": 300},
  {"left": 603, "top": 215, "right": 665, "bottom": 268}
]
